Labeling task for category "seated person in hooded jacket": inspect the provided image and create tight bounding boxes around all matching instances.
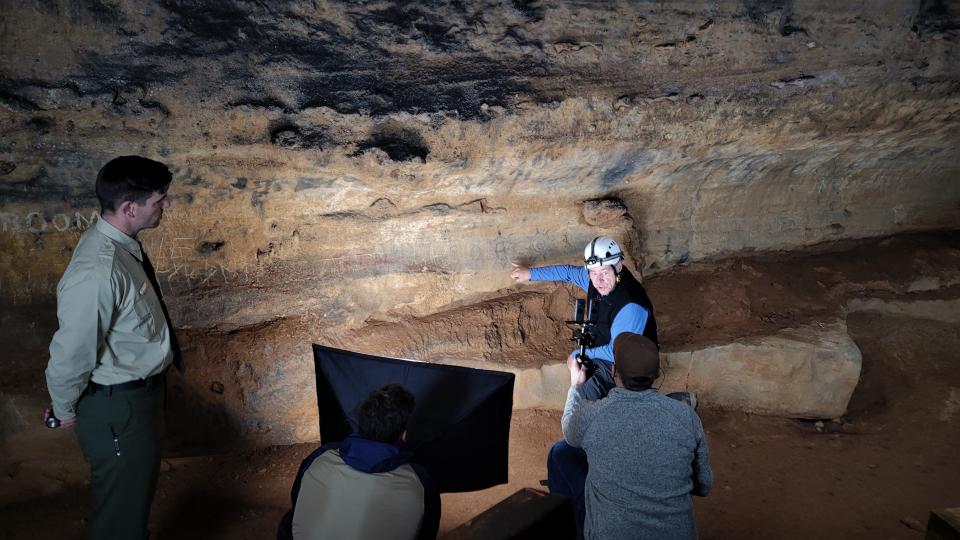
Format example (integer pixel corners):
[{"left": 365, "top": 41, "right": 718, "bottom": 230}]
[{"left": 277, "top": 384, "right": 440, "bottom": 540}]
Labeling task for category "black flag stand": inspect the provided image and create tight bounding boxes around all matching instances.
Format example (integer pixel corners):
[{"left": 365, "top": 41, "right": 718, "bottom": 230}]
[{"left": 313, "top": 344, "right": 515, "bottom": 493}]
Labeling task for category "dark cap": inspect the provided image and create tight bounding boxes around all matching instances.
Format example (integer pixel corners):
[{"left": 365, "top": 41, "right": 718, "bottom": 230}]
[{"left": 613, "top": 332, "right": 660, "bottom": 390}]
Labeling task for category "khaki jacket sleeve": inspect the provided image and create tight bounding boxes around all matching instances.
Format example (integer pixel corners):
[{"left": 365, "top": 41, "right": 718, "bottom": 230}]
[{"left": 45, "top": 272, "right": 114, "bottom": 421}]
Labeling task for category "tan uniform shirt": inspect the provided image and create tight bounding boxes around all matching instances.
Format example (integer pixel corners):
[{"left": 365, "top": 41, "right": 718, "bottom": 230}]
[
  {"left": 45, "top": 217, "right": 173, "bottom": 421},
  {"left": 292, "top": 449, "right": 425, "bottom": 540}
]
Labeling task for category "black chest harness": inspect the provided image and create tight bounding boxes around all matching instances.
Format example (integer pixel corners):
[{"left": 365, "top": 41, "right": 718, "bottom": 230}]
[{"left": 587, "top": 267, "right": 659, "bottom": 348}]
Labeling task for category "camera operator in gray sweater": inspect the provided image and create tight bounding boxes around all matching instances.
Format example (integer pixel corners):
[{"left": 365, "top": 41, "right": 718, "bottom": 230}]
[{"left": 559, "top": 332, "right": 714, "bottom": 540}]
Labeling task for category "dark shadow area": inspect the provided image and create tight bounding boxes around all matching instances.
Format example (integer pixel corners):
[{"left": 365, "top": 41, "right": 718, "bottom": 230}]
[
  {"left": 153, "top": 491, "right": 252, "bottom": 539},
  {"left": 268, "top": 121, "right": 330, "bottom": 150},
  {"left": 445, "top": 489, "right": 575, "bottom": 540},
  {"left": 912, "top": 0, "right": 959, "bottom": 37},
  {"left": 0, "top": 300, "right": 58, "bottom": 389},
  {"left": 846, "top": 311, "right": 960, "bottom": 420},
  {"left": 163, "top": 370, "right": 250, "bottom": 457},
  {"left": 0, "top": 487, "right": 88, "bottom": 540},
  {"left": 354, "top": 128, "right": 430, "bottom": 162}
]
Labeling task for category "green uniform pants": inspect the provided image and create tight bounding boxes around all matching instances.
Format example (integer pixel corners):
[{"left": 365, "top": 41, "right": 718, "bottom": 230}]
[{"left": 75, "top": 382, "right": 163, "bottom": 540}]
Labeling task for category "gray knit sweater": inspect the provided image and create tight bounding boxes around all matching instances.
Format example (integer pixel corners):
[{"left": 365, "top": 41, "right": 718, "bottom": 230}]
[{"left": 562, "top": 386, "right": 714, "bottom": 540}]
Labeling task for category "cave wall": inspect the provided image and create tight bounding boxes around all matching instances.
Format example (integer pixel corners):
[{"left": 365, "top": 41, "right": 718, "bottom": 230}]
[{"left": 1, "top": 0, "right": 958, "bottom": 449}]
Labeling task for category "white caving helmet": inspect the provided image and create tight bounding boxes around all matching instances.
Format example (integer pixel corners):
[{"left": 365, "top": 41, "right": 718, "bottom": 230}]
[{"left": 583, "top": 236, "right": 624, "bottom": 269}]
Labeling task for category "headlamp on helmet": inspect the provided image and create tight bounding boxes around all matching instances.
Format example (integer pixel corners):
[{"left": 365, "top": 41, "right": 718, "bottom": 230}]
[{"left": 584, "top": 236, "right": 623, "bottom": 269}]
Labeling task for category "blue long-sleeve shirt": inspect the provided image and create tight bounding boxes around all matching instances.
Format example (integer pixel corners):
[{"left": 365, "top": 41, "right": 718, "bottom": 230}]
[{"left": 530, "top": 265, "right": 649, "bottom": 365}]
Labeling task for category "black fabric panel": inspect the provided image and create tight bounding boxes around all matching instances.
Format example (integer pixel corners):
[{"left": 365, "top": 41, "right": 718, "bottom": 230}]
[
  {"left": 411, "top": 374, "right": 514, "bottom": 492},
  {"left": 312, "top": 344, "right": 515, "bottom": 493},
  {"left": 314, "top": 353, "right": 352, "bottom": 443}
]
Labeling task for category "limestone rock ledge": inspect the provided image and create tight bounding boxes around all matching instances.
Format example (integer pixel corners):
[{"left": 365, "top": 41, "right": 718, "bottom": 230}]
[
  {"left": 659, "top": 320, "right": 862, "bottom": 418},
  {"left": 478, "top": 320, "right": 862, "bottom": 418},
  {"left": 847, "top": 298, "right": 960, "bottom": 324}
]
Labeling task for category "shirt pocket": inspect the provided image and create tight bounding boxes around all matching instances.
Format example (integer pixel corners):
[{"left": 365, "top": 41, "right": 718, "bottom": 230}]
[{"left": 131, "top": 285, "right": 159, "bottom": 336}]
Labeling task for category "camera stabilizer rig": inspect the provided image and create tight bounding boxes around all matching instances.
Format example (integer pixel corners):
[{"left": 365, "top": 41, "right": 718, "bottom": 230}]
[{"left": 566, "top": 298, "right": 597, "bottom": 379}]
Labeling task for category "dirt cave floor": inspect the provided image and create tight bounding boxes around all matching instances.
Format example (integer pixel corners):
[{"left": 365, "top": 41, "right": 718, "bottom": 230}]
[{"left": 2, "top": 232, "right": 959, "bottom": 539}]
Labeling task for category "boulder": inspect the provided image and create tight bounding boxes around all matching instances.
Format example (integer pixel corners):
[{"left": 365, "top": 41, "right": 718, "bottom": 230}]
[
  {"left": 659, "top": 321, "right": 862, "bottom": 418},
  {"left": 465, "top": 320, "right": 863, "bottom": 418}
]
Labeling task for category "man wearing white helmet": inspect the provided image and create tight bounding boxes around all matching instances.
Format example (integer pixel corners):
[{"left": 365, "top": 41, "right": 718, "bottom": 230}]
[
  {"left": 512, "top": 236, "right": 694, "bottom": 540},
  {"left": 511, "top": 235, "right": 659, "bottom": 401}
]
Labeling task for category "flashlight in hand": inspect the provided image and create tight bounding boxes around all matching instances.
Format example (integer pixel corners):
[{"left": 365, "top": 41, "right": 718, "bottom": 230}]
[{"left": 44, "top": 408, "right": 61, "bottom": 429}]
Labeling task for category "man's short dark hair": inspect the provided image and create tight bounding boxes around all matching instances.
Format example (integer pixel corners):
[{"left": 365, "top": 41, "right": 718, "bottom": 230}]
[
  {"left": 357, "top": 384, "right": 416, "bottom": 443},
  {"left": 95, "top": 156, "right": 172, "bottom": 213}
]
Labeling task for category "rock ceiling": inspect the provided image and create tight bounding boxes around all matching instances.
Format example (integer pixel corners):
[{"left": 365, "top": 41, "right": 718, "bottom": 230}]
[{"left": 1, "top": 0, "right": 958, "bottom": 332}]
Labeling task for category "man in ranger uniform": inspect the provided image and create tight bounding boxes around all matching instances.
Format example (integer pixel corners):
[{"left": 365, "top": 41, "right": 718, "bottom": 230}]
[{"left": 44, "top": 155, "right": 181, "bottom": 540}]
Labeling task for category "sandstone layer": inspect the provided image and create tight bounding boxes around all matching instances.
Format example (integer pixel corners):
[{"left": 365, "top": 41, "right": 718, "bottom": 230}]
[{"left": 1, "top": 1, "right": 958, "bottom": 449}]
